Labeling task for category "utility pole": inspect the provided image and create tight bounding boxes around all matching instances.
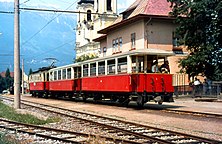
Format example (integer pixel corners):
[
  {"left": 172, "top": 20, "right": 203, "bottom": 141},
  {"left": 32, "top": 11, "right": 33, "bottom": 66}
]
[
  {"left": 14, "top": 0, "right": 21, "bottom": 109},
  {"left": 22, "top": 59, "right": 24, "bottom": 96}
]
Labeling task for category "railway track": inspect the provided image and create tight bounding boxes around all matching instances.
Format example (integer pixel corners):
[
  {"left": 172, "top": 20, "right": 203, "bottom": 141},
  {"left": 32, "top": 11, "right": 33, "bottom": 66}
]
[
  {"left": 0, "top": 118, "right": 89, "bottom": 143},
  {"left": 162, "top": 109, "right": 222, "bottom": 119},
  {"left": 1, "top": 96, "right": 221, "bottom": 144}
]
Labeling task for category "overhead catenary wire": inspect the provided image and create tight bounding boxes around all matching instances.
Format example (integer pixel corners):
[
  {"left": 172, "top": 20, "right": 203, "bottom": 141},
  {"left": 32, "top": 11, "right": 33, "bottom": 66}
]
[
  {"left": 20, "top": 7, "right": 118, "bottom": 16},
  {"left": 24, "top": 39, "right": 75, "bottom": 60},
  {"left": 0, "top": 11, "right": 14, "bottom": 14},
  {"left": 21, "top": 0, "right": 77, "bottom": 47}
]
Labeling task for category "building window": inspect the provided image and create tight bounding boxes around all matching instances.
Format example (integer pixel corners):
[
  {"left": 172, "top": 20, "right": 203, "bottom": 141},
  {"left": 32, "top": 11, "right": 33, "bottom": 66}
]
[
  {"left": 87, "top": 10, "right": 92, "bottom": 22},
  {"left": 131, "top": 33, "right": 136, "bottom": 49},
  {"left": 173, "top": 32, "right": 180, "bottom": 47},
  {"left": 119, "top": 37, "right": 122, "bottom": 51},
  {"left": 112, "top": 39, "right": 116, "bottom": 53},
  {"left": 115, "top": 38, "right": 119, "bottom": 52},
  {"left": 103, "top": 47, "right": 107, "bottom": 57},
  {"left": 107, "top": 0, "right": 112, "bottom": 11}
]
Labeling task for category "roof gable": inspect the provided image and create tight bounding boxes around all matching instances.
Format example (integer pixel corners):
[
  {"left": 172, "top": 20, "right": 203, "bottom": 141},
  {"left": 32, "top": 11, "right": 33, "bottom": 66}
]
[
  {"left": 122, "top": 0, "right": 171, "bottom": 19},
  {"left": 98, "top": 0, "right": 172, "bottom": 34}
]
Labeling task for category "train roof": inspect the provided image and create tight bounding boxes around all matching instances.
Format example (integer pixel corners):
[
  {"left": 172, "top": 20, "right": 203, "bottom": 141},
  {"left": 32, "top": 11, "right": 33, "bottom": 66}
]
[
  {"left": 80, "top": 48, "right": 175, "bottom": 64},
  {"left": 32, "top": 66, "right": 56, "bottom": 74},
  {"left": 46, "top": 49, "right": 175, "bottom": 71},
  {"left": 48, "top": 63, "right": 80, "bottom": 71}
]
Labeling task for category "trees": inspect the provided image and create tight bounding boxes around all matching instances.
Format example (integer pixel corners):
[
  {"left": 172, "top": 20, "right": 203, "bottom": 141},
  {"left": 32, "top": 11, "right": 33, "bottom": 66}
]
[
  {"left": 168, "top": 0, "right": 222, "bottom": 80},
  {"left": 0, "top": 68, "right": 14, "bottom": 93},
  {"left": 4, "top": 68, "right": 13, "bottom": 91}
]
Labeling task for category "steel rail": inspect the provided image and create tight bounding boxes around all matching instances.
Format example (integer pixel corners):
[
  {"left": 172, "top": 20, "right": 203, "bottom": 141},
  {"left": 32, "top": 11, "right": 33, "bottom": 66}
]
[{"left": 1, "top": 96, "right": 221, "bottom": 144}]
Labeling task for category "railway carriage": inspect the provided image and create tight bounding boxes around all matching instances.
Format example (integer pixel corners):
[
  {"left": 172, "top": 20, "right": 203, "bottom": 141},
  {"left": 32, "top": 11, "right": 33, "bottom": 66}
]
[
  {"left": 48, "top": 63, "right": 81, "bottom": 98},
  {"left": 29, "top": 49, "right": 174, "bottom": 107},
  {"left": 29, "top": 67, "right": 52, "bottom": 97}
]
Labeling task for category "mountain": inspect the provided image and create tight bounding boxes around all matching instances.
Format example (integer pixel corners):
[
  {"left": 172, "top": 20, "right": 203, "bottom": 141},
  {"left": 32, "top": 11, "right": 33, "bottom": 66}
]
[{"left": 0, "top": 2, "right": 76, "bottom": 73}]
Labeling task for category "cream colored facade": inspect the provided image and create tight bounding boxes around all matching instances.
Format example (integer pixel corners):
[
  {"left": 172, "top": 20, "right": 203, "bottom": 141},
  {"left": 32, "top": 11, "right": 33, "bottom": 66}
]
[
  {"left": 97, "top": 17, "right": 189, "bottom": 85},
  {"left": 75, "top": 0, "right": 118, "bottom": 60}
]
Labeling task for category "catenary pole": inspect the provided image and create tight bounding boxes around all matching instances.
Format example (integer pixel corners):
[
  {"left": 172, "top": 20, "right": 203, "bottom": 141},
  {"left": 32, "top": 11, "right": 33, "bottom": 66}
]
[
  {"left": 14, "top": 0, "right": 21, "bottom": 109},
  {"left": 22, "top": 59, "right": 24, "bottom": 96}
]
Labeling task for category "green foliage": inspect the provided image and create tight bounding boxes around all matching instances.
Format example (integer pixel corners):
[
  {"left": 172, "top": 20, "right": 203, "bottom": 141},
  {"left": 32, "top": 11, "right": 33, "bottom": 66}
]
[
  {"left": 0, "top": 102, "right": 60, "bottom": 125},
  {"left": 75, "top": 54, "right": 99, "bottom": 63},
  {"left": 29, "top": 68, "right": 33, "bottom": 75},
  {"left": 168, "top": 0, "right": 222, "bottom": 80},
  {"left": 0, "top": 68, "right": 13, "bottom": 92}
]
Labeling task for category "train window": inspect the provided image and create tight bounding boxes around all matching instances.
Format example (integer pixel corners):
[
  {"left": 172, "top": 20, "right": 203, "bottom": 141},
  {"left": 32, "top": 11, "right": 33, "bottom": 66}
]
[
  {"left": 98, "top": 61, "right": 105, "bottom": 75},
  {"left": 67, "top": 68, "right": 71, "bottom": 79},
  {"left": 83, "top": 64, "right": 88, "bottom": 77},
  {"left": 74, "top": 67, "right": 78, "bottom": 78},
  {"left": 90, "top": 63, "right": 96, "bottom": 76},
  {"left": 54, "top": 71, "right": 57, "bottom": 80},
  {"left": 62, "top": 69, "right": 66, "bottom": 79},
  {"left": 46, "top": 73, "right": 49, "bottom": 81},
  {"left": 132, "top": 56, "right": 136, "bottom": 73},
  {"left": 77, "top": 67, "right": 81, "bottom": 78},
  {"left": 58, "top": 70, "right": 61, "bottom": 80},
  {"left": 107, "top": 59, "right": 115, "bottom": 75},
  {"left": 49, "top": 72, "right": 53, "bottom": 81},
  {"left": 118, "top": 57, "right": 127, "bottom": 73}
]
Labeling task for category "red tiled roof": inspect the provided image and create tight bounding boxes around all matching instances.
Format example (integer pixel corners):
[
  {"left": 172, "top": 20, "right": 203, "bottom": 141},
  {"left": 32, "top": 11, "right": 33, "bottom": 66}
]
[
  {"left": 98, "top": 0, "right": 173, "bottom": 34},
  {"left": 122, "top": 0, "right": 171, "bottom": 17}
]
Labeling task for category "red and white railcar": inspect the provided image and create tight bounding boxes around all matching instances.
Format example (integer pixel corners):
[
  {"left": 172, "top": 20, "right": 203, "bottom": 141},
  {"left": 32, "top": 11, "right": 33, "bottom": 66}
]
[
  {"left": 29, "top": 67, "right": 52, "bottom": 97},
  {"left": 29, "top": 49, "right": 174, "bottom": 106}
]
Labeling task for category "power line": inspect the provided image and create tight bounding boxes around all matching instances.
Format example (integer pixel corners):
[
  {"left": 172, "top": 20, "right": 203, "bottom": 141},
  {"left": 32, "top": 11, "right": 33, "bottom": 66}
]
[
  {"left": 20, "top": 7, "right": 118, "bottom": 16},
  {"left": 21, "top": 1, "right": 77, "bottom": 46},
  {"left": 25, "top": 39, "right": 75, "bottom": 60},
  {"left": 0, "top": 11, "right": 14, "bottom": 14},
  {"left": 19, "top": 0, "right": 31, "bottom": 5}
]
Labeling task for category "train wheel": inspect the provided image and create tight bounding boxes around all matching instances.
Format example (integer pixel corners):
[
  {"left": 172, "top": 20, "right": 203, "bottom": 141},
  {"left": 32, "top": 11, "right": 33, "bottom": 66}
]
[
  {"left": 82, "top": 96, "right": 87, "bottom": 102},
  {"left": 158, "top": 100, "right": 163, "bottom": 105},
  {"left": 119, "top": 96, "right": 130, "bottom": 107},
  {"left": 137, "top": 96, "right": 144, "bottom": 107}
]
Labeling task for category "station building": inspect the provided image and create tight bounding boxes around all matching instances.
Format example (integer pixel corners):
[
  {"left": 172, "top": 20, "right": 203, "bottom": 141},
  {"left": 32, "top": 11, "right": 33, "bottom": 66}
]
[{"left": 76, "top": 0, "right": 190, "bottom": 87}]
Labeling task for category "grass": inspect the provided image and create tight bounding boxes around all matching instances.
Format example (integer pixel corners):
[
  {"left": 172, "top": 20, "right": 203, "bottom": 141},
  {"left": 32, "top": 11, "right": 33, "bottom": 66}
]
[
  {"left": 0, "top": 101, "right": 61, "bottom": 143},
  {"left": 0, "top": 101, "right": 60, "bottom": 125},
  {"left": 0, "top": 132, "right": 18, "bottom": 144}
]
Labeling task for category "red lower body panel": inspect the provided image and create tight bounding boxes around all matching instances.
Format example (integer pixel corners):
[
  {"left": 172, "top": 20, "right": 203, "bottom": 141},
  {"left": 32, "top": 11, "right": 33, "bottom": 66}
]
[
  {"left": 81, "top": 75, "right": 131, "bottom": 92},
  {"left": 131, "top": 74, "right": 174, "bottom": 93},
  {"left": 29, "top": 82, "right": 48, "bottom": 91},
  {"left": 49, "top": 80, "right": 75, "bottom": 91}
]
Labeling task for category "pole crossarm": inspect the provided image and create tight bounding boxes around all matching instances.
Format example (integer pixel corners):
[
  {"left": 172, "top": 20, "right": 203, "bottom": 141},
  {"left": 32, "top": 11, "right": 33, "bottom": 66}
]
[{"left": 19, "top": 7, "right": 118, "bottom": 16}]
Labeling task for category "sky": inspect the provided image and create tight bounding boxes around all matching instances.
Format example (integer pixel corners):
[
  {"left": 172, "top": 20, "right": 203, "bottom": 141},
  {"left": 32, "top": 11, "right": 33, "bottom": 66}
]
[
  {"left": 0, "top": 0, "right": 135, "bottom": 12},
  {"left": 0, "top": 0, "right": 135, "bottom": 73}
]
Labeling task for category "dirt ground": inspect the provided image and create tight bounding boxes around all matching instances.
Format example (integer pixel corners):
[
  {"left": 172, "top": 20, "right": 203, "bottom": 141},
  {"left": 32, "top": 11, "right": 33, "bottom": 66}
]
[{"left": 5, "top": 95, "right": 222, "bottom": 141}]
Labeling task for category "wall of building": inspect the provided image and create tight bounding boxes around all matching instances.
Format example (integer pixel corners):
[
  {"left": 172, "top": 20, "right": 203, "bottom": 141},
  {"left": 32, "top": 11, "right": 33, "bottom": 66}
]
[
  {"left": 105, "top": 19, "right": 145, "bottom": 55},
  {"left": 146, "top": 19, "right": 175, "bottom": 51}
]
